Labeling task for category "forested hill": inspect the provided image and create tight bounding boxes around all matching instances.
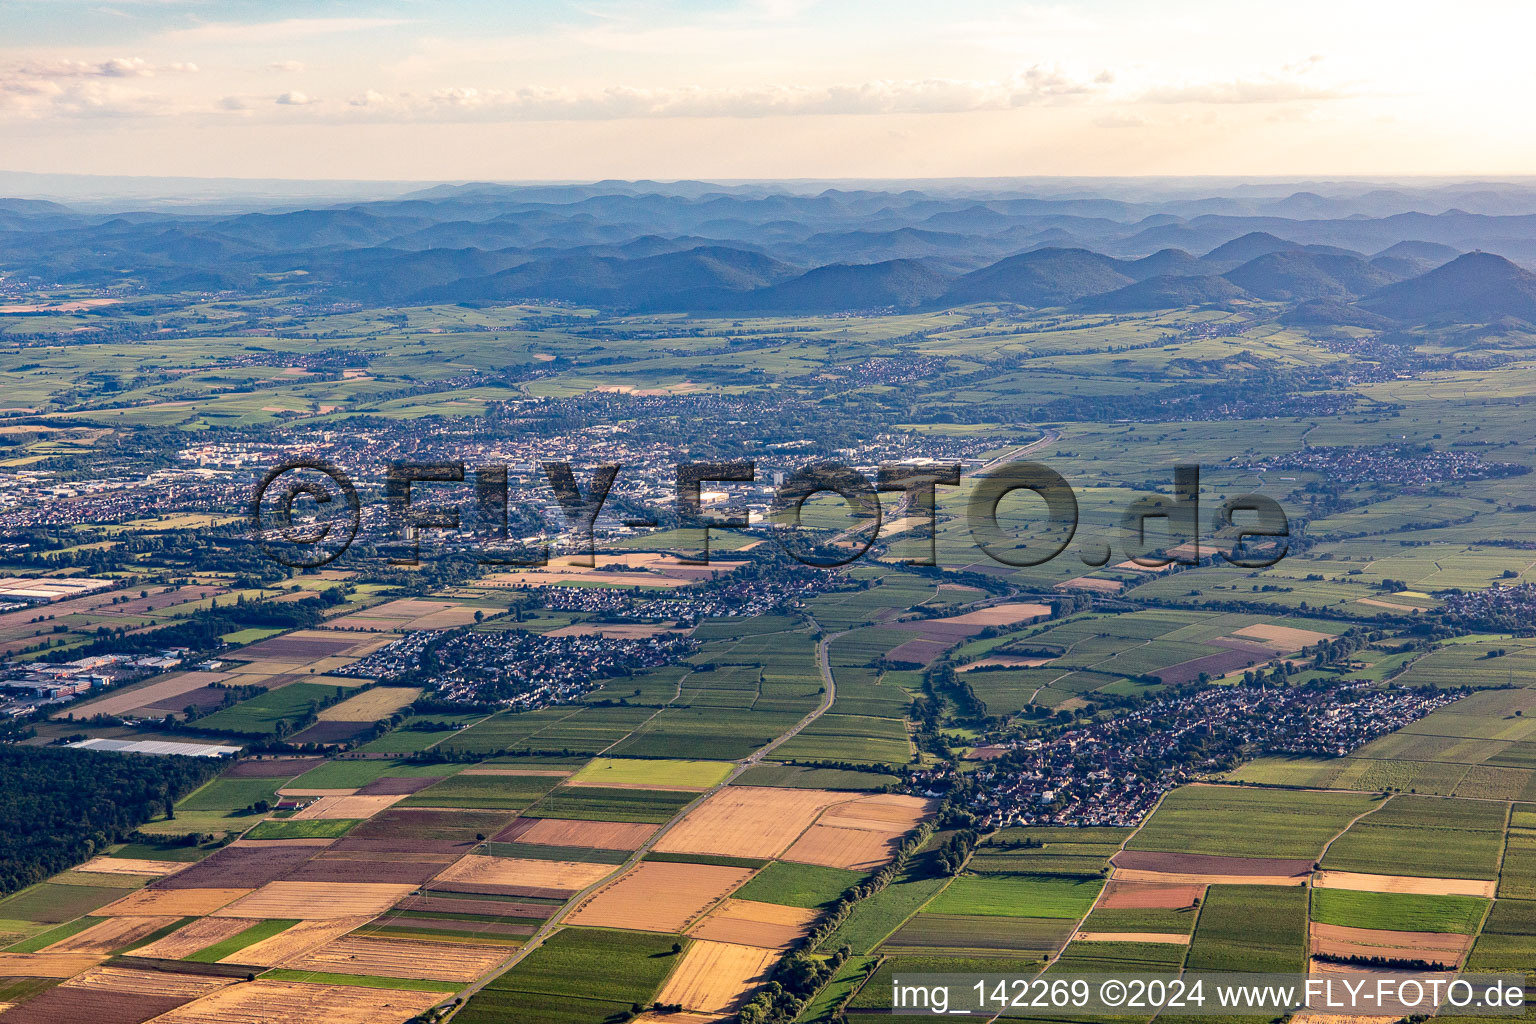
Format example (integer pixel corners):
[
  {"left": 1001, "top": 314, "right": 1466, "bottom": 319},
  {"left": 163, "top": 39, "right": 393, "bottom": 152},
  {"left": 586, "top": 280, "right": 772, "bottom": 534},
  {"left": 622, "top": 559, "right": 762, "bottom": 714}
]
[{"left": 0, "top": 746, "right": 220, "bottom": 895}]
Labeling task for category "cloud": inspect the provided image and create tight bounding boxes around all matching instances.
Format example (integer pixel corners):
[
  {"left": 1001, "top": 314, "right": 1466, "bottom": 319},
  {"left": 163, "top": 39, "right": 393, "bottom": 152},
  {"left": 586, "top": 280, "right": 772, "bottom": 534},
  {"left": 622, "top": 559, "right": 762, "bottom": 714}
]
[
  {"left": 265, "top": 60, "right": 306, "bottom": 73},
  {"left": 0, "top": 56, "right": 196, "bottom": 119},
  {"left": 0, "top": 77, "right": 169, "bottom": 118},
  {"left": 18, "top": 57, "right": 198, "bottom": 78},
  {"left": 163, "top": 17, "right": 410, "bottom": 44},
  {"left": 1141, "top": 74, "right": 1353, "bottom": 105},
  {"left": 323, "top": 67, "right": 1106, "bottom": 122},
  {"left": 275, "top": 90, "right": 318, "bottom": 106}
]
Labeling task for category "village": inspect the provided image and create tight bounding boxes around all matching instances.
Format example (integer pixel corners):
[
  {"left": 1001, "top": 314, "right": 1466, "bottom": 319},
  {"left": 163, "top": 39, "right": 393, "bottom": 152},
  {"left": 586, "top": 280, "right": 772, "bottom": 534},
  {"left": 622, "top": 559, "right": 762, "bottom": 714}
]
[{"left": 935, "top": 681, "right": 1466, "bottom": 829}]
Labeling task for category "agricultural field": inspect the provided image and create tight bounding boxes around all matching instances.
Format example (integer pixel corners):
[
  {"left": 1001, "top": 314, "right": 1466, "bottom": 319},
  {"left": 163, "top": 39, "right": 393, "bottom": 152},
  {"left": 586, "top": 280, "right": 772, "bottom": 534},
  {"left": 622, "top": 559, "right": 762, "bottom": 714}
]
[
  {"left": 1310, "top": 888, "right": 1488, "bottom": 934},
  {"left": 10, "top": 232, "right": 1536, "bottom": 1024},
  {"left": 1127, "top": 785, "right": 1378, "bottom": 860},
  {"left": 455, "top": 928, "right": 683, "bottom": 1024},
  {"left": 1321, "top": 795, "right": 1508, "bottom": 879},
  {"left": 1185, "top": 885, "right": 1309, "bottom": 973}
]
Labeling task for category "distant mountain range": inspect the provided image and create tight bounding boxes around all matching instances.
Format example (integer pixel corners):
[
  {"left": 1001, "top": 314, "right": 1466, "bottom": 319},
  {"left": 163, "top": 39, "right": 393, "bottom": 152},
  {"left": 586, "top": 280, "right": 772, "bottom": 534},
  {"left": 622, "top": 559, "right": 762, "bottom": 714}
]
[{"left": 4, "top": 181, "right": 1536, "bottom": 324}]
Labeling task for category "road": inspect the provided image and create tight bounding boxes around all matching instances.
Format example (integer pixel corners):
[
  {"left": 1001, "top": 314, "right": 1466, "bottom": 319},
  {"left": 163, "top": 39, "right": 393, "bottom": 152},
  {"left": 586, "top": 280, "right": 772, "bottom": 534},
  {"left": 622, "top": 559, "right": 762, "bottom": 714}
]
[{"left": 440, "top": 619, "right": 846, "bottom": 1018}]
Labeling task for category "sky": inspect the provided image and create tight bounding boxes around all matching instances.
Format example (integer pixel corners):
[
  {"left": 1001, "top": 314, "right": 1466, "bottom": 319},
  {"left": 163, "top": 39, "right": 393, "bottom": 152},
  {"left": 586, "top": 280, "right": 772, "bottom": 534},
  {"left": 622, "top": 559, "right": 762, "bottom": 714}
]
[{"left": 2, "top": 0, "right": 1534, "bottom": 181}]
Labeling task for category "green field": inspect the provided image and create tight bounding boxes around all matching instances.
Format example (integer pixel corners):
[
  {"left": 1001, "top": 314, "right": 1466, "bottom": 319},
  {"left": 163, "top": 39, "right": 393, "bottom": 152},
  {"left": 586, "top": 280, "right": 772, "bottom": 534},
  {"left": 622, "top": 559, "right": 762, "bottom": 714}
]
[
  {"left": 525, "top": 785, "right": 698, "bottom": 823},
  {"left": 730, "top": 861, "right": 867, "bottom": 909},
  {"left": 193, "top": 682, "right": 350, "bottom": 737},
  {"left": 0, "top": 881, "right": 135, "bottom": 925},
  {"left": 971, "top": 827, "right": 1130, "bottom": 877},
  {"left": 1185, "top": 884, "right": 1308, "bottom": 973},
  {"left": 732, "top": 764, "right": 899, "bottom": 790},
  {"left": 1311, "top": 888, "right": 1488, "bottom": 934},
  {"left": 184, "top": 919, "right": 299, "bottom": 962},
  {"left": 1466, "top": 898, "right": 1536, "bottom": 972},
  {"left": 886, "top": 912, "right": 1075, "bottom": 955},
  {"left": 241, "top": 818, "right": 361, "bottom": 840},
  {"left": 568, "top": 757, "right": 733, "bottom": 789},
  {"left": 925, "top": 875, "right": 1104, "bottom": 919},
  {"left": 455, "top": 927, "right": 684, "bottom": 1024},
  {"left": 1129, "top": 785, "right": 1378, "bottom": 860},
  {"left": 399, "top": 772, "right": 563, "bottom": 810},
  {"left": 1322, "top": 795, "right": 1508, "bottom": 879},
  {"left": 288, "top": 758, "right": 467, "bottom": 789},
  {"left": 1080, "top": 905, "right": 1199, "bottom": 934}
]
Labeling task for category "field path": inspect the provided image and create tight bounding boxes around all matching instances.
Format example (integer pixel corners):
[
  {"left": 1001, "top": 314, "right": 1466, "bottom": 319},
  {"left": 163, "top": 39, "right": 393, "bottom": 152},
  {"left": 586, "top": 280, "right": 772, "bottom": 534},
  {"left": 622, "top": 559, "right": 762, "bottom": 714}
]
[{"left": 438, "top": 620, "right": 845, "bottom": 1018}]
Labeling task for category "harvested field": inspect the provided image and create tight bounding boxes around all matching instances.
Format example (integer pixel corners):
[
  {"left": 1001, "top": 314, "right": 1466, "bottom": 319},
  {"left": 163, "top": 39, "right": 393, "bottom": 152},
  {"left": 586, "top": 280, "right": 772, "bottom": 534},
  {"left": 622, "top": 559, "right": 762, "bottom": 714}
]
[
  {"left": 235, "top": 630, "right": 393, "bottom": 662},
  {"left": 1312, "top": 871, "right": 1496, "bottom": 898},
  {"left": 884, "top": 639, "right": 950, "bottom": 665},
  {"left": 889, "top": 620, "right": 984, "bottom": 643},
  {"left": 1152, "top": 642, "right": 1276, "bottom": 685},
  {"left": 944, "top": 602, "right": 1052, "bottom": 626},
  {"left": 1113, "top": 867, "right": 1308, "bottom": 887},
  {"left": 1073, "top": 931, "right": 1190, "bottom": 945},
  {"left": 61, "top": 966, "right": 233, "bottom": 998},
  {"left": 1097, "top": 880, "right": 1205, "bottom": 909},
  {"left": 145, "top": 687, "right": 239, "bottom": 714},
  {"left": 99, "top": 889, "right": 250, "bottom": 917},
  {"left": 349, "top": 808, "right": 511, "bottom": 845},
  {"left": 330, "top": 599, "right": 484, "bottom": 632},
  {"left": 0, "top": 952, "right": 106, "bottom": 978},
  {"left": 324, "top": 835, "right": 469, "bottom": 857},
  {"left": 0, "top": 984, "right": 186, "bottom": 1024},
  {"left": 213, "top": 882, "right": 416, "bottom": 920},
  {"left": 1112, "top": 850, "right": 1312, "bottom": 878},
  {"left": 1310, "top": 923, "right": 1471, "bottom": 965},
  {"left": 354, "top": 776, "right": 444, "bottom": 796},
  {"left": 275, "top": 788, "right": 356, "bottom": 798},
  {"left": 289, "top": 722, "right": 372, "bottom": 745},
  {"left": 1230, "top": 623, "right": 1331, "bottom": 649},
  {"left": 281, "top": 842, "right": 456, "bottom": 886},
  {"left": 1056, "top": 577, "right": 1122, "bottom": 593},
  {"left": 316, "top": 687, "right": 422, "bottom": 722},
  {"left": 151, "top": 843, "right": 323, "bottom": 890},
  {"left": 130, "top": 918, "right": 254, "bottom": 960},
  {"left": 654, "top": 940, "right": 779, "bottom": 1015},
  {"left": 43, "top": 916, "right": 180, "bottom": 954},
  {"left": 67, "top": 671, "right": 232, "bottom": 719},
  {"left": 496, "top": 817, "right": 657, "bottom": 850},
  {"left": 291, "top": 936, "right": 511, "bottom": 982},
  {"left": 567, "top": 861, "right": 754, "bottom": 933},
  {"left": 219, "top": 758, "right": 327, "bottom": 779},
  {"left": 281, "top": 857, "right": 449, "bottom": 887},
  {"left": 290, "top": 794, "right": 407, "bottom": 819},
  {"left": 782, "top": 826, "right": 902, "bottom": 871},
  {"left": 652, "top": 787, "right": 849, "bottom": 859},
  {"left": 217, "top": 917, "right": 373, "bottom": 967},
  {"left": 435, "top": 855, "right": 616, "bottom": 893},
  {"left": 142, "top": 979, "right": 442, "bottom": 1024},
  {"left": 687, "top": 899, "right": 819, "bottom": 949},
  {"left": 958, "top": 655, "right": 1055, "bottom": 671},
  {"left": 394, "top": 895, "right": 555, "bottom": 920},
  {"left": 78, "top": 857, "right": 183, "bottom": 877},
  {"left": 817, "top": 793, "right": 933, "bottom": 831}
]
